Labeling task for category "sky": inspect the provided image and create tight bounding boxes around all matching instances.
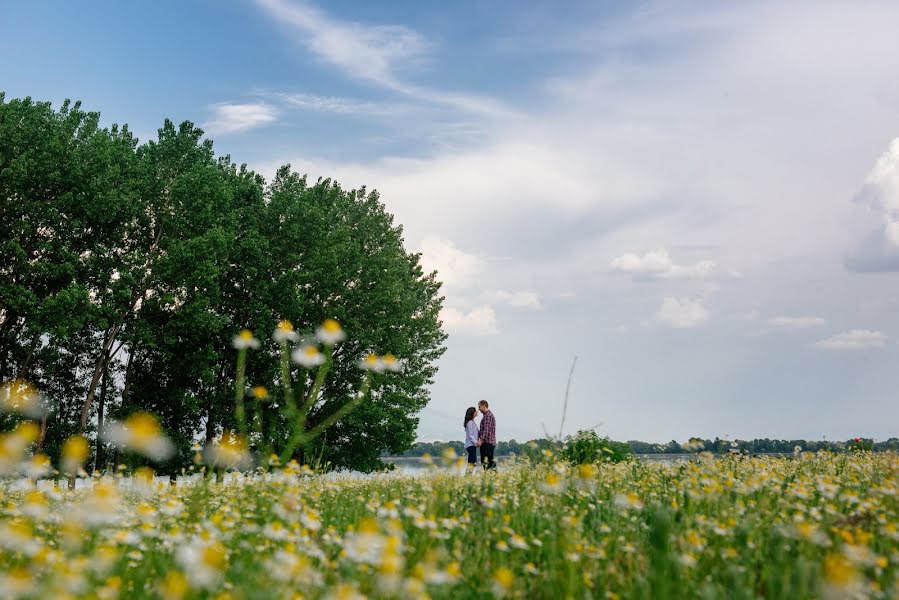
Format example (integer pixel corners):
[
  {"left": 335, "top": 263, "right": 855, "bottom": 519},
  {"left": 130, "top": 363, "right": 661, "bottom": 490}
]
[{"left": 2, "top": 0, "right": 898, "bottom": 444}]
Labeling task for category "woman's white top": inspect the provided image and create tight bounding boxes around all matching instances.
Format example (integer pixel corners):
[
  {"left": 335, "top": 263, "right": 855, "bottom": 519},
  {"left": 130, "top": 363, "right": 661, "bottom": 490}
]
[{"left": 465, "top": 420, "right": 479, "bottom": 448}]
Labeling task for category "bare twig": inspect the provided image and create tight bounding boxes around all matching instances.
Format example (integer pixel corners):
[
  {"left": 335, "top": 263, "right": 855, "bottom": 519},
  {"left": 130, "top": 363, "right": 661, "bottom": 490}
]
[{"left": 558, "top": 355, "right": 578, "bottom": 438}]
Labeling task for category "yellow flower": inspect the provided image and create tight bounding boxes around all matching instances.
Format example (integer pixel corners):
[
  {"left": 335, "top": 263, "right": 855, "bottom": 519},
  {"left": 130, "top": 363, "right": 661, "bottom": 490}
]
[
  {"left": 292, "top": 344, "right": 326, "bottom": 368},
  {"left": 232, "top": 329, "right": 260, "bottom": 350},
  {"left": 577, "top": 464, "right": 597, "bottom": 479},
  {"left": 1, "top": 380, "right": 44, "bottom": 417},
  {"left": 24, "top": 453, "right": 52, "bottom": 478},
  {"left": 0, "top": 422, "right": 40, "bottom": 474},
  {"left": 440, "top": 447, "right": 457, "bottom": 466},
  {"left": 274, "top": 320, "right": 298, "bottom": 343},
  {"left": 134, "top": 466, "right": 155, "bottom": 485},
  {"left": 358, "top": 353, "right": 384, "bottom": 372},
  {"left": 102, "top": 412, "right": 174, "bottom": 460},
  {"left": 541, "top": 472, "right": 565, "bottom": 493},
  {"left": 205, "top": 432, "right": 252, "bottom": 470},
  {"left": 160, "top": 571, "right": 188, "bottom": 600},
  {"left": 177, "top": 539, "right": 227, "bottom": 589},
  {"left": 380, "top": 353, "right": 403, "bottom": 372},
  {"left": 251, "top": 386, "right": 269, "bottom": 399},
  {"left": 824, "top": 553, "right": 857, "bottom": 587},
  {"left": 316, "top": 319, "right": 346, "bottom": 345},
  {"left": 62, "top": 434, "right": 90, "bottom": 474},
  {"left": 493, "top": 567, "right": 515, "bottom": 596}
]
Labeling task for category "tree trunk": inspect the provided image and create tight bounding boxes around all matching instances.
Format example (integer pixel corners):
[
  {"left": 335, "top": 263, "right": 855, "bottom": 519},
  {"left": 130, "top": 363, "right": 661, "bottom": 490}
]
[
  {"left": 205, "top": 394, "right": 216, "bottom": 444},
  {"left": 15, "top": 330, "right": 42, "bottom": 380},
  {"left": 78, "top": 326, "right": 120, "bottom": 431},
  {"left": 36, "top": 409, "right": 51, "bottom": 453},
  {"left": 0, "top": 315, "right": 20, "bottom": 381},
  {"left": 94, "top": 365, "right": 109, "bottom": 473},
  {"left": 72, "top": 331, "right": 117, "bottom": 489}
]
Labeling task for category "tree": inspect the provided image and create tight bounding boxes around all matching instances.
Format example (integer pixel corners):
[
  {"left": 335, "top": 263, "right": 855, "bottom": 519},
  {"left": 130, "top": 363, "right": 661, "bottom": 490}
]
[{"left": 1, "top": 92, "right": 447, "bottom": 474}]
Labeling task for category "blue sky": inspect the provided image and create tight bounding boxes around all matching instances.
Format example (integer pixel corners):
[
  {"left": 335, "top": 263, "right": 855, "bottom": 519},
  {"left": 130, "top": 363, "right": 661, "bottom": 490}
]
[{"left": 3, "top": 0, "right": 898, "bottom": 443}]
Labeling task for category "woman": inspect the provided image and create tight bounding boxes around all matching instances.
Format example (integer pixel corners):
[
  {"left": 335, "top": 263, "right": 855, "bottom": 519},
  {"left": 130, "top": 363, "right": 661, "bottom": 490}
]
[{"left": 464, "top": 407, "right": 479, "bottom": 471}]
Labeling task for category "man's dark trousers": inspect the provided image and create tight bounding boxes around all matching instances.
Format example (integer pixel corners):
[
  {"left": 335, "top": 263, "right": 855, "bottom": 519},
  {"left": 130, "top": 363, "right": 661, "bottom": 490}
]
[{"left": 480, "top": 443, "right": 496, "bottom": 470}]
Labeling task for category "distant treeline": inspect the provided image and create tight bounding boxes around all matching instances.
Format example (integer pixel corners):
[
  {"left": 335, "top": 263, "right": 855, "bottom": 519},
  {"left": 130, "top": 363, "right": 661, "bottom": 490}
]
[{"left": 397, "top": 436, "right": 899, "bottom": 457}]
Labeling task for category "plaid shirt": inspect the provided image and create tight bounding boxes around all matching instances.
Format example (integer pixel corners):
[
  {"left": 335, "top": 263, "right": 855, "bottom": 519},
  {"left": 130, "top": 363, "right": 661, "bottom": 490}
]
[{"left": 478, "top": 410, "right": 496, "bottom": 446}]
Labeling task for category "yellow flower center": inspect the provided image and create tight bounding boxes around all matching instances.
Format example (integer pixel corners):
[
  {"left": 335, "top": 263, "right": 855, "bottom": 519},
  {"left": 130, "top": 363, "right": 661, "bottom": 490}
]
[
  {"left": 495, "top": 567, "right": 515, "bottom": 589},
  {"left": 322, "top": 319, "right": 342, "bottom": 333},
  {"left": 15, "top": 421, "right": 40, "bottom": 443},
  {"left": 62, "top": 435, "right": 90, "bottom": 463},
  {"left": 201, "top": 543, "right": 227, "bottom": 570},
  {"left": 125, "top": 413, "right": 162, "bottom": 445}
]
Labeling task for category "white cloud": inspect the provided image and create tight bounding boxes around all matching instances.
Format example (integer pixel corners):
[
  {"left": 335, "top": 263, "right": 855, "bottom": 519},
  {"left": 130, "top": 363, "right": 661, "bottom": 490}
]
[
  {"left": 611, "top": 249, "right": 716, "bottom": 280},
  {"left": 269, "top": 92, "right": 407, "bottom": 116},
  {"left": 253, "top": 0, "right": 510, "bottom": 117},
  {"left": 656, "top": 297, "right": 709, "bottom": 329},
  {"left": 204, "top": 103, "right": 278, "bottom": 135},
  {"left": 254, "top": 0, "right": 426, "bottom": 88},
  {"left": 488, "top": 290, "right": 541, "bottom": 309},
  {"left": 417, "top": 237, "right": 484, "bottom": 289},
  {"left": 766, "top": 316, "right": 826, "bottom": 331},
  {"left": 847, "top": 137, "right": 899, "bottom": 272},
  {"left": 813, "top": 329, "right": 887, "bottom": 350},
  {"left": 440, "top": 305, "right": 498, "bottom": 336}
]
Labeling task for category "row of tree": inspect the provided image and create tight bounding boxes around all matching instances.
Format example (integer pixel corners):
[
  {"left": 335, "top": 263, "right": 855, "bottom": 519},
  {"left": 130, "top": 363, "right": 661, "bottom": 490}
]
[
  {"left": 399, "top": 437, "right": 899, "bottom": 457},
  {"left": 0, "top": 93, "right": 447, "bottom": 473}
]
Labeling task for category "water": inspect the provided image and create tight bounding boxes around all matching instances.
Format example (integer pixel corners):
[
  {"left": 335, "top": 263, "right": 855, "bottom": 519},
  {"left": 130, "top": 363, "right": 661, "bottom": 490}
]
[{"left": 382, "top": 454, "right": 694, "bottom": 472}]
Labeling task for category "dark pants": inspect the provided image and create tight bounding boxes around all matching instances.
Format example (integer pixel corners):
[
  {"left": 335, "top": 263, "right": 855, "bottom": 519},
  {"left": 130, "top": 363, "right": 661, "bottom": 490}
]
[
  {"left": 480, "top": 443, "right": 496, "bottom": 470},
  {"left": 466, "top": 445, "right": 477, "bottom": 464}
]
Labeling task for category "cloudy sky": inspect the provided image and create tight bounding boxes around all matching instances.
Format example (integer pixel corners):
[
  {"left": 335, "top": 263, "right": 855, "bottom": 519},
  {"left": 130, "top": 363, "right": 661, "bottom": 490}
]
[{"left": 3, "top": 0, "right": 898, "bottom": 443}]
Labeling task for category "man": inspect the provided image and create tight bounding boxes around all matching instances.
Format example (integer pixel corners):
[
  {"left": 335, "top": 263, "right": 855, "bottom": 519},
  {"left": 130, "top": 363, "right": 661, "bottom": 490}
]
[{"left": 477, "top": 399, "right": 497, "bottom": 470}]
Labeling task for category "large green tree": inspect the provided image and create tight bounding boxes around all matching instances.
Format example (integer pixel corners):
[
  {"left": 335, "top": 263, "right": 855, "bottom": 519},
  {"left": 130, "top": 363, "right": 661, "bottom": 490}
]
[{"left": 1, "top": 93, "right": 446, "bottom": 473}]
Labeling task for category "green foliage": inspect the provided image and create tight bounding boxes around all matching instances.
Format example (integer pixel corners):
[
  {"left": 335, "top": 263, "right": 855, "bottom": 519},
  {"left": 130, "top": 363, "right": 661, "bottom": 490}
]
[
  {"left": 846, "top": 437, "right": 874, "bottom": 452},
  {"left": 560, "top": 429, "right": 631, "bottom": 464},
  {"left": 0, "top": 92, "right": 446, "bottom": 473}
]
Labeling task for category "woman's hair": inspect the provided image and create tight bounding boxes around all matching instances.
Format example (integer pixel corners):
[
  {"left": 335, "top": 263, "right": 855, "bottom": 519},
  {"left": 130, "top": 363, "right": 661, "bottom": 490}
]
[{"left": 464, "top": 406, "right": 477, "bottom": 427}]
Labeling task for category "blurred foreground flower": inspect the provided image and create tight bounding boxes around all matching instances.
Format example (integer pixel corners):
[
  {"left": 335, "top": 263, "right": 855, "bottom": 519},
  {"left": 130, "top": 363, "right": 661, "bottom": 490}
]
[
  {"left": 61, "top": 434, "right": 90, "bottom": 474},
  {"left": 1, "top": 380, "right": 45, "bottom": 418},
  {"left": 177, "top": 538, "right": 227, "bottom": 589},
  {"left": 273, "top": 320, "right": 298, "bottom": 343},
  {"left": 24, "top": 453, "right": 52, "bottom": 479},
  {"left": 292, "top": 343, "right": 326, "bottom": 368},
  {"left": 381, "top": 353, "right": 404, "bottom": 373},
  {"left": 0, "top": 421, "right": 39, "bottom": 474},
  {"left": 204, "top": 432, "right": 252, "bottom": 470},
  {"left": 493, "top": 567, "right": 515, "bottom": 597},
  {"left": 359, "top": 354, "right": 385, "bottom": 372},
  {"left": 315, "top": 319, "right": 346, "bottom": 345},
  {"left": 102, "top": 413, "right": 174, "bottom": 461},
  {"left": 232, "top": 329, "right": 260, "bottom": 350}
]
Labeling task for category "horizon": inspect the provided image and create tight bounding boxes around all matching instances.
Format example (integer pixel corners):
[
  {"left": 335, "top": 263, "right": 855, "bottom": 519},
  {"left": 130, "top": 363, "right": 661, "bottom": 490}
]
[{"left": 2, "top": 0, "right": 897, "bottom": 444}]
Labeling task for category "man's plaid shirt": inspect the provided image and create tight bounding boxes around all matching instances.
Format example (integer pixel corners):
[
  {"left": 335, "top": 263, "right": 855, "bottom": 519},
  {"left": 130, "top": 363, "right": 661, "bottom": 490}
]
[{"left": 478, "top": 410, "right": 496, "bottom": 446}]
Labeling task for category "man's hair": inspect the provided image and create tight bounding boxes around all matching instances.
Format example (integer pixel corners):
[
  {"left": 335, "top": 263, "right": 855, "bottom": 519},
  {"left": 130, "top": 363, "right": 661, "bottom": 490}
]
[{"left": 478, "top": 400, "right": 489, "bottom": 407}]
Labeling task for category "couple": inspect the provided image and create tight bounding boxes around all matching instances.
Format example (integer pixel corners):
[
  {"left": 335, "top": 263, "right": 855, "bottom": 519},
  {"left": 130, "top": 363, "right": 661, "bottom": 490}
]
[{"left": 463, "top": 400, "right": 497, "bottom": 471}]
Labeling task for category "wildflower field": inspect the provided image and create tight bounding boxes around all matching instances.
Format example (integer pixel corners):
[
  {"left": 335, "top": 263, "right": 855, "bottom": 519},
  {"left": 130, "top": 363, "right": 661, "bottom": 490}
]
[{"left": 1, "top": 452, "right": 897, "bottom": 599}]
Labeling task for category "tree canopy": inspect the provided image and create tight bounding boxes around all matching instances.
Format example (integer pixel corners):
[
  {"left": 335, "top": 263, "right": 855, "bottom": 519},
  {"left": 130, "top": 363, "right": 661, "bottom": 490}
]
[{"left": 0, "top": 92, "right": 446, "bottom": 473}]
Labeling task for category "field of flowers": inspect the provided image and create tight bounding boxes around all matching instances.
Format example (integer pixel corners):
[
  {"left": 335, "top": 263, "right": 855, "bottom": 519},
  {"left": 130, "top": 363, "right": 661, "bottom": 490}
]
[{"left": 1, "top": 451, "right": 897, "bottom": 599}]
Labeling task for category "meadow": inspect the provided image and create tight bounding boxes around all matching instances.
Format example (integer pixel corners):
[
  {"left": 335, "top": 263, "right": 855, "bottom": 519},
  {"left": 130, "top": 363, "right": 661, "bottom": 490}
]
[{"left": 1, "top": 450, "right": 896, "bottom": 599}]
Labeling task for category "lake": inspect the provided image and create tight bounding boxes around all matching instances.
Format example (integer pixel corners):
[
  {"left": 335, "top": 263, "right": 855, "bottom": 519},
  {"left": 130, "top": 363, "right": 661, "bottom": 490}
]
[{"left": 383, "top": 454, "right": 696, "bottom": 471}]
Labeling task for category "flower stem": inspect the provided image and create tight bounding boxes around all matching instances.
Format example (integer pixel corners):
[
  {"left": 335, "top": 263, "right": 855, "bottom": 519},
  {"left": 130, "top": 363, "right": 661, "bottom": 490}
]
[{"left": 234, "top": 348, "right": 247, "bottom": 436}]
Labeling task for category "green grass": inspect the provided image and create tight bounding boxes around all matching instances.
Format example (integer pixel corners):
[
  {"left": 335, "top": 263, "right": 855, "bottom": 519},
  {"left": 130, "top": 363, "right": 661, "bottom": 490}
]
[{"left": 0, "top": 452, "right": 897, "bottom": 599}]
